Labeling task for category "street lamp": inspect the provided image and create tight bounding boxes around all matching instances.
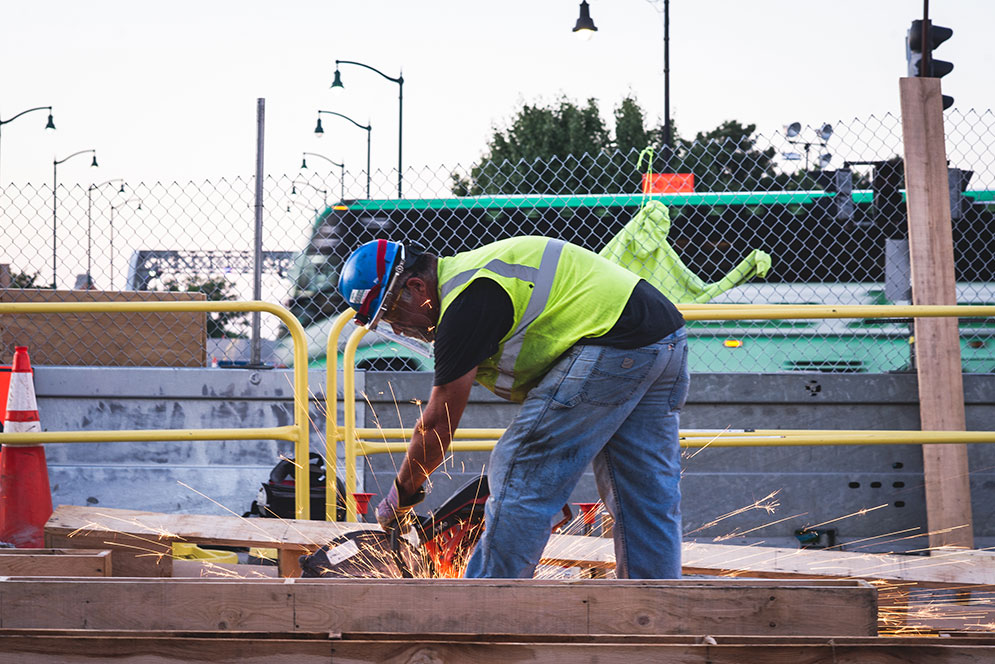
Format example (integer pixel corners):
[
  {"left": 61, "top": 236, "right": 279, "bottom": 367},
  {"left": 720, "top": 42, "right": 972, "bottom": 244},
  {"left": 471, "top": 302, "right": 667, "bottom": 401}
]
[
  {"left": 301, "top": 152, "right": 346, "bottom": 202},
  {"left": 574, "top": 2, "right": 672, "bottom": 164},
  {"left": 572, "top": 1, "right": 598, "bottom": 40},
  {"left": 87, "top": 179, "right": 126, "bottom": 283},
  {"left": 109, "top": 198, "right": 142, "bottom": 290},
  {"left": 331, "top": 59, "right": 404, "bottom": 198},
  {"left": 315, "top": 110, "right": 372, "bottom": 199},
  {"left": 286, "top": 199, "right": 319, "bottom": 215},
  {"left": 0, "top": 105, "right": 55, "bottom": 184},
  {"left": 53, "top": 149, "right": 98, "bottom": 288},
  {"left": 290, "top": 180, "right": 328, "bottom": 207}
]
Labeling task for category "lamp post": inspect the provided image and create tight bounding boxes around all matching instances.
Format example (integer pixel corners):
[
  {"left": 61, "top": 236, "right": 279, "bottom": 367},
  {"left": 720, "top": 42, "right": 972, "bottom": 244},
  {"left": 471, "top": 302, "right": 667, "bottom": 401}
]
[
  {"left": 330, "top": 59, "right": 403, "bottom": 198},
  {"left": 301, "top": 152, "right": 346, "bottom": 202},
  {"left": 646, "top": 0, "right": 672, "bottom": 158},
  {"left": 573, "top": 1, "right": 672, "bottom": 165},
  {"left": 53, "top": 149, "right": 98, "bottom": 288},
  {"left": 315, "top": 110, "right": 371, "bottom": 199},
  {"left": 109, "top": 198, "right": 142, "bottom": 290},
  {"left": 290, "top": 180, "right": 328, "bottom": 207},
  {"left": 286, "top": 199, "right": 319, "bottom": 215},
  {"left": 0, "top": 105, "right": 55, "bottom": 184},
  {"left": 87, "top": 179, "right": 126, "bottom": 283}
]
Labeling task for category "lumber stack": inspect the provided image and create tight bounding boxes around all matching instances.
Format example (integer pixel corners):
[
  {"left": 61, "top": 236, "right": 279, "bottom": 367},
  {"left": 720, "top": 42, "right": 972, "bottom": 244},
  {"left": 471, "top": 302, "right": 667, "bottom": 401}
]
[{"left": 46, "top": 505, "right": 995, "bottom": 635}]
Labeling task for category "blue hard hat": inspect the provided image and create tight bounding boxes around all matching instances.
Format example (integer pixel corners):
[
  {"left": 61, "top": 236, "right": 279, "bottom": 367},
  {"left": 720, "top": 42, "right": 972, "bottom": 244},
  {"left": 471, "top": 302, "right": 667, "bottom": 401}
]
[{"left": 338, "top": 239, "right": 406, "bottom": 328}]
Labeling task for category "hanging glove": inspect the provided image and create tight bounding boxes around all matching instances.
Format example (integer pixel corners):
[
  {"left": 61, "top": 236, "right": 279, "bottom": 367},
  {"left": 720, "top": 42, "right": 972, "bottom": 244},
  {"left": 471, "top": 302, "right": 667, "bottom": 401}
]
[{"left": 375, "top": 478, "right": 426, "bottom": 532}]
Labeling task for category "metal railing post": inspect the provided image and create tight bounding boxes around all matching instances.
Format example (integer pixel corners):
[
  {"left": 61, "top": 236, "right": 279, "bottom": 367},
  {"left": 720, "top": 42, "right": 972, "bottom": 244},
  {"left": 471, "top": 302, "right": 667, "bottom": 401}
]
[{"left": 325, "top": 309, "right": 357, "bottom": 521}]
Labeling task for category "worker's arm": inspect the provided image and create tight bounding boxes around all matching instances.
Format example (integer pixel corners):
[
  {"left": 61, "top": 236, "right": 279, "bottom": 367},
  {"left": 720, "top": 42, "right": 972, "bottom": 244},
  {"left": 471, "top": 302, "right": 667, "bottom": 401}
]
[{"left": 396, "top": 366, "right": 477, "bottom": 497}]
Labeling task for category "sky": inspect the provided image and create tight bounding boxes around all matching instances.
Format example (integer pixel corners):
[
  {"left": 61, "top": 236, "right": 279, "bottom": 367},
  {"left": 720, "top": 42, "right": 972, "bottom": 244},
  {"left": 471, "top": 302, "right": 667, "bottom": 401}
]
[{"left": 1, "top": 0, "right": 992, "bottom": 189}]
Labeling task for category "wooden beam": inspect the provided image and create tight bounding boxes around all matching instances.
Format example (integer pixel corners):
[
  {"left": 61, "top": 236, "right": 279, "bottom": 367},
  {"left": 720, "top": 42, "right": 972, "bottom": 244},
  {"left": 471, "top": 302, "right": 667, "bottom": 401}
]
[
  {"left": 1, "top": 631, "right": 994, "bottom": 663},
  {"left": 900, "top": 76, "right": 973, "bottom": 549},
  {"left": 172, "top": 559, "right": 279, "bottom": 578},
  {"left": 682, "top": 541, "right": 995, "bottom": 586},
  {"left": 44, "top": 505, "right": 378, "bottom": 577},
  {"left": 544, "top": 537, "right": 995, "bottom": 633},
  {"left": 310, "top": 637, "right": 995, "bottom": 663},
  {"left": 0, "top": 631, "right": 330, "bottom": 663},
  {"left": 0, "top": 549, "right": 110, "bottom": 577},
  {"left": 542, "top": 535, "right": 995, "bottom": 587},
  {"left": 541, "top": 533, "right": 615, "bottom": 569},
  {"left": 0, "top": 577, "right": 879, "bottom": 637}
]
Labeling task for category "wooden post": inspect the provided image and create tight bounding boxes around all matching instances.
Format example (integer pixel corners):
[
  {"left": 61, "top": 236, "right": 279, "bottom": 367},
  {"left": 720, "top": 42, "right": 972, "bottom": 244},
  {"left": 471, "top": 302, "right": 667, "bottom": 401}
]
[{"left": 900, "top": 77, "right": 973, "bottom": 549}]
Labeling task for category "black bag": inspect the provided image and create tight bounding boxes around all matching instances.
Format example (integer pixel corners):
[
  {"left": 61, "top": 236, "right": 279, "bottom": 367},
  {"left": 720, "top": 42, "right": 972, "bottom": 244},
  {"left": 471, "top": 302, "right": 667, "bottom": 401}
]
[{"left": 246, "top": 452, "right": 346, "bottom": 521}]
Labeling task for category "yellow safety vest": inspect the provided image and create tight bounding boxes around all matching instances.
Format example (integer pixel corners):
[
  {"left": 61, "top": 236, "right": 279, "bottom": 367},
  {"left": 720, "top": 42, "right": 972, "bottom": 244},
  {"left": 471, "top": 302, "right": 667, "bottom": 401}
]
[{"left": 437, "top": 236, "right": 638, "bottom": 402}]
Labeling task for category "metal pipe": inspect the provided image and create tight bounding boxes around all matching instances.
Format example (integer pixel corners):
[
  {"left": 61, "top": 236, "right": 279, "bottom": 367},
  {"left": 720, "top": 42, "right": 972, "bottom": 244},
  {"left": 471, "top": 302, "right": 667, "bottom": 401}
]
[
  {"left": 343, "top": 323, "right": 369, "bottom": 521},
  {"left": 677, "top": 304, "right": 995, "bottom": 320},
  {"left": 251, "top": 98, "right": 265, "bottom": 367}
]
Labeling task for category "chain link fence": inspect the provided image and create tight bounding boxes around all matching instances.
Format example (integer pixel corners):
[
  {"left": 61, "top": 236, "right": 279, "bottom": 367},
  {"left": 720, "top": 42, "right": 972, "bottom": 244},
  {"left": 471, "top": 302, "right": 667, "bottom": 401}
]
[{"left": 1, "top": 110, "right": 993, "bottom": 372}]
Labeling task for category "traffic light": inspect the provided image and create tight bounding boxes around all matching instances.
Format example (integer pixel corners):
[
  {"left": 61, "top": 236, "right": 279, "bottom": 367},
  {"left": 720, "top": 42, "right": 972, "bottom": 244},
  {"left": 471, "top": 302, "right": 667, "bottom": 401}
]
[{"left": 906, "top": 19, "right": 954, "bottom": 109}]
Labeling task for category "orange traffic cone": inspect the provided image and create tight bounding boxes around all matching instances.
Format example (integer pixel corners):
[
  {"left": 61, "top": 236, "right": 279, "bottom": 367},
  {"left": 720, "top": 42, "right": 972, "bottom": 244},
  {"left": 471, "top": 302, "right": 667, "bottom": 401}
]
[{"left": 0, "top": 346, "right": 52, "bottom": 547}]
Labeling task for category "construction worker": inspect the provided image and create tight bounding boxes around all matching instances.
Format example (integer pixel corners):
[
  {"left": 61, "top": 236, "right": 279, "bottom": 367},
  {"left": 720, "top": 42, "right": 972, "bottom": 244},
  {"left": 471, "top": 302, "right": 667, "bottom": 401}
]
[{"left": 337, "top": 236, "right": 689, "bottom": 579}]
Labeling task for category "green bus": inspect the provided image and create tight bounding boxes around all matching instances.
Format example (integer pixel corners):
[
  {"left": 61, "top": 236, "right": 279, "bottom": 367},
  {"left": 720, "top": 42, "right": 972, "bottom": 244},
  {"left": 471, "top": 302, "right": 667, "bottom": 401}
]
[{"left": 282, "top": 188, "right": 995, "bottom": 374}]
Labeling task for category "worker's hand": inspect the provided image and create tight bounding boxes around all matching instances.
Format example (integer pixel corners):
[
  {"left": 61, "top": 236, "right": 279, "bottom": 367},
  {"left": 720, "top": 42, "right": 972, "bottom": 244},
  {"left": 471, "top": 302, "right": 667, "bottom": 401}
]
[{"left": 375, "top": 478, "right": 425, "bottom": 532}]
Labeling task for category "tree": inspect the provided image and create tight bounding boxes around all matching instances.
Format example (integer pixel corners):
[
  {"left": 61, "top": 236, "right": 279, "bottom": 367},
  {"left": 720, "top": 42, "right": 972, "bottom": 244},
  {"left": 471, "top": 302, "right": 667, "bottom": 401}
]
[
  {"left": 453, "top": 96, "right": 638, "bottom": 196},
  {"left": 454, "top": 97, "right": 780, "bottom": 196},
  {"left": 669, "top": 120, "right": 778, "bottom": 192},
  {"left": 158, "top": 275, "right": 247, "bottom": 338},
  {"left": 7, "top": 270, "right": 43, "bottom": 288}
]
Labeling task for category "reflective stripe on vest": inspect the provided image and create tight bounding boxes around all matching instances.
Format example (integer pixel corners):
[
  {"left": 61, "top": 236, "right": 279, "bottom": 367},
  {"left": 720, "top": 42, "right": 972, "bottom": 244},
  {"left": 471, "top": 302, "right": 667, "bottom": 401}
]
[
  {"left": 440, "top": 260, "right": 539, "bottom": 302},
  {"left": 492, "top": 239, "right": 565, "bottom": 398}
]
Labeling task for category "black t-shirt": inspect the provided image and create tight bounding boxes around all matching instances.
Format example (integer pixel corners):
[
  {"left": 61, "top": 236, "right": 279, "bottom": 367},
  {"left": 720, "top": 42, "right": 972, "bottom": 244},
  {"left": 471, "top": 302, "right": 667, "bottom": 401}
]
[{"left": 433, "top": 278, "right": 684, "bottom": 386}]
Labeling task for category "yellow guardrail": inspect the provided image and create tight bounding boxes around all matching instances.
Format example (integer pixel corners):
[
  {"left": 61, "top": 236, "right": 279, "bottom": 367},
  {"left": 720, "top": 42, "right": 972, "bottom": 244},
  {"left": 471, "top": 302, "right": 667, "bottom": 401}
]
[
  {"left": 326, "top": 303, "right": 995, "bottom": 522},
  {"left": 0, "top": 300, "right": 315, "bottom": 520}
]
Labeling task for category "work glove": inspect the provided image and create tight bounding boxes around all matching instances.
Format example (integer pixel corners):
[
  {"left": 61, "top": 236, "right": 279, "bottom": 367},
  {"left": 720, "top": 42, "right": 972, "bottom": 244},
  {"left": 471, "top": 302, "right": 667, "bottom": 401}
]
[
  {"left": 299, "top": 545, "right": 333, "bottom": 578},
  {"left": 375, "top": 478, "right": 425, "bottom": 533}
]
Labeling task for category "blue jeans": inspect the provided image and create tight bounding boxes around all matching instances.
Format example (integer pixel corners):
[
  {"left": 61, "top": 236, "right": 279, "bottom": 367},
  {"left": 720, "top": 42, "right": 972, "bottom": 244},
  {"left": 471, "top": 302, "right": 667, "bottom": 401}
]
[{"left": 464, "top": 327, "right": 689, "bottom": 579}]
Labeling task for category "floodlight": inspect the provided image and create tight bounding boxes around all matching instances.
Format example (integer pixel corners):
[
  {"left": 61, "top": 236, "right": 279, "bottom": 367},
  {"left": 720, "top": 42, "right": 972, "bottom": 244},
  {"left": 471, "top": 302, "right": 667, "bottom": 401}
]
[{"left": 785, "top": 122, "right": 801, "bottom": 138}]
